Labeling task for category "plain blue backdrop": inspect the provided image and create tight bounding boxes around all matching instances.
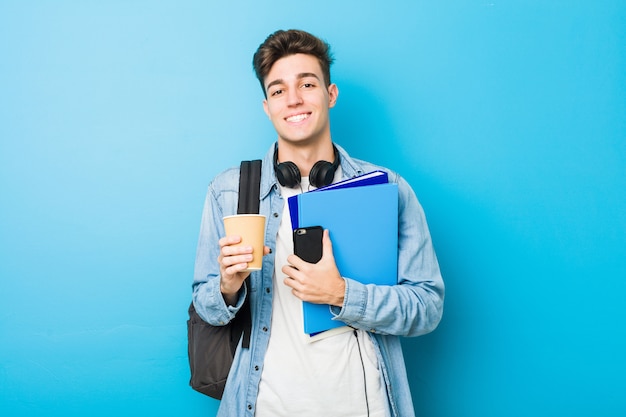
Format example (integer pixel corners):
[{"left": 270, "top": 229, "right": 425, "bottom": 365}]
[{"left": 1, "top": 1, "right": 625, "bottom": 416}]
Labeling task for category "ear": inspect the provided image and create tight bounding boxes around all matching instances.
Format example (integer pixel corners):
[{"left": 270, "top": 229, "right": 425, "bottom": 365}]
[
  {"left": 262, "top": 99, "right": 270, "bottom": 118},
  {"left": 327, "top": 83, "right": 339, "bottom": 109}
]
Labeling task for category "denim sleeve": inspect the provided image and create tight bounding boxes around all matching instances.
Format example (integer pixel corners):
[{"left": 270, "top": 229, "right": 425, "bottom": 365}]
[
  {"left": 331, "top": 175, "right": 445, "bottom": 337},
  {"left": 191, "top": 171, "right": 246, "bottom": 326}
]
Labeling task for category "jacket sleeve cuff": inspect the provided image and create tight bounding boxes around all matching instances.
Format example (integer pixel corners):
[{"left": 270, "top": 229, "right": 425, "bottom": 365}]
[
  {"left": 329, "top": 278, "right": 367, "bottom": 326},
  {"left": 195, "top": 276, "right": 247, "bottom": 325}
]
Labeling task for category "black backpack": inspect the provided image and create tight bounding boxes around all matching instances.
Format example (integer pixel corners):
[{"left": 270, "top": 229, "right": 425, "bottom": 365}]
[{"left": 187, "top": 160, "right": 261, "bottom": 399}]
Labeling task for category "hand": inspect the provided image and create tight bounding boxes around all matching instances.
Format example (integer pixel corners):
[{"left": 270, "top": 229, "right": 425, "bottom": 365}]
[
  {"left": 282, "top": 229, "right": 345, "bottom": 307},
  {"left": 218, "top": 235, "right": 270, "bottom": 305}
]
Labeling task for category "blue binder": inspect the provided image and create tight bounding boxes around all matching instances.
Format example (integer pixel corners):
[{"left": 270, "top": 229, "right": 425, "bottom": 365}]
[{"left": 288, "top": 177, "right": 398, "bottom": 334}]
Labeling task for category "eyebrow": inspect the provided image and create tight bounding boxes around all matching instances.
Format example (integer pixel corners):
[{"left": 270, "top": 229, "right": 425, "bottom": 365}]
[{"left": 265, "top": 72, "right": 322, "bottom": 92}]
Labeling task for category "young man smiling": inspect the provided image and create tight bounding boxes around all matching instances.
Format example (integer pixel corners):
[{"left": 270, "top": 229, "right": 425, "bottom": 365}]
[{"left": 192, "top": 29, "right": 444, "bottom": 417}]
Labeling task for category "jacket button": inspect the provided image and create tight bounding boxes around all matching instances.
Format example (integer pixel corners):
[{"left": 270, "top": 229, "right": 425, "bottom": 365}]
[
  {"left": 262, "top": 326, "right": 268, "bottom": 332},
  {"left": 254, "top": 365, "right": 259, "bottom": 371},
  {"left": 273, "top": 212, "right": 279, "bottom": 218}
]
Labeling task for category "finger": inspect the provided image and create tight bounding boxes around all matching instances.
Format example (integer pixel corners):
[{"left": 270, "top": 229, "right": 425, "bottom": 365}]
[
  {"left": 282, "top": 273, "right": 303, "bottom": 297},
  {"left": 219, "top": 235, "right": 242, "bottom": 248},
  {"left": 225, "top": 262, "right": 251, "bottom": 276},
  {"left": 222, "top": 244, "right": 254, "bottom": 257},
  {"left": 222, "top": 253, "right": 253, "bottom": 268},
  {"left": 283, "top": 275, "right": 296, "bottom": 290},
  {"left": 263, "top": 246, "right": 271, "bottom": 256},
  {"left": 286, "top": 254, "right": 307, "bottom": 271},
  {"left": 281, "top": 264, "right": 302, "bottom": 282}
]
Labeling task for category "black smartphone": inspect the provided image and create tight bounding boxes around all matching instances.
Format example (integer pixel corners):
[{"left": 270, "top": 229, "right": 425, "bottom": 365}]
[{"left": 293, "top": 226, "right": 323, "bottom": 263}]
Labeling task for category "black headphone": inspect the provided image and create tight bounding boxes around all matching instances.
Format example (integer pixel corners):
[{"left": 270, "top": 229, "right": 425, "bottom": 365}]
[{"left": 273, "top": 143, "right": 340, "bottom": 189}]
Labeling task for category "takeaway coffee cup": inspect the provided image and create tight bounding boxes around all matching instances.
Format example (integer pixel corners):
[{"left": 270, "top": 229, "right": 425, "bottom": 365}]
[{"left": 223, "top": 214, "right": 266, "bottom": 271}]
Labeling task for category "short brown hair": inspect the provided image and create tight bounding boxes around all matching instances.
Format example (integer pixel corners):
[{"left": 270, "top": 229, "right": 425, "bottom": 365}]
[{"left": 252, "top": 29, "right": 334, "bottom": 96}]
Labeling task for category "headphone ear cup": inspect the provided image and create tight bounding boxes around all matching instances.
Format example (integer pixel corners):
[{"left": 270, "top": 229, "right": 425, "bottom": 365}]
[
  {"left": 275, "top": 161, "right": 301, "bottom": 188},
  {"left": 309, "top": 160, "right": 335, "bottom": 188}
]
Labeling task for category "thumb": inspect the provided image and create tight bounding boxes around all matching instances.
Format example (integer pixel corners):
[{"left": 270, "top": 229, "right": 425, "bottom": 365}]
[{"left": 321, "top": 229, "right": 335, "bottom": 261}]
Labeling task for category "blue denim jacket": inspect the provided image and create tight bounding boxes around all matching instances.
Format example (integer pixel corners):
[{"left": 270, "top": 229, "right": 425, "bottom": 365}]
[{"left": 192, "top": 143, "right": 444, "bottom": 417}]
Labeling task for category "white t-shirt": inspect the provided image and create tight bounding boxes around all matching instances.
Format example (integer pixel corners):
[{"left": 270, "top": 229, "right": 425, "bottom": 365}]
[{"left": 255, "top": 177, "right": 387, "bottom": 417}]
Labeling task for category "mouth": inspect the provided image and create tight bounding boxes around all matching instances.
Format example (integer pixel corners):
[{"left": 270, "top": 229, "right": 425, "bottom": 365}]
[{"left": 285, "top": 113, "right": 311, "bottom": 123}]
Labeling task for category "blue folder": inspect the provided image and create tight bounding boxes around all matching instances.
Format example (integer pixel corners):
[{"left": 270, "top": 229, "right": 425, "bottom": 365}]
[
  {"left": 288, "top": 175, "right": 398, "bottom": 334},
  {"left": 288, "top": 170, "right": 389, "bottom": 230}
]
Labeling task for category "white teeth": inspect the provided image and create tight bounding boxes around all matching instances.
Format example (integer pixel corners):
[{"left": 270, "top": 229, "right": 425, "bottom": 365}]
[{"left": 286, "top": 113, "right": 309, "bottom": 123}]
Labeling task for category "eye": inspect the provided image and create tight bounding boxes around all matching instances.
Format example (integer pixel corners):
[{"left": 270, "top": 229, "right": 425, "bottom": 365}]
[
  {"left": 302, "top": 83, "right": 315, "bottom": 89},
  {"left": 270, "top": 89, "right": 283, "bottom": 97}
]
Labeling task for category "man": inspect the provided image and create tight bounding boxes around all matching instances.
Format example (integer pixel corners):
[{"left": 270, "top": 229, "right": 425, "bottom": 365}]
[{"left": 192, "top": 29, "right": 444, "bottom": 417}]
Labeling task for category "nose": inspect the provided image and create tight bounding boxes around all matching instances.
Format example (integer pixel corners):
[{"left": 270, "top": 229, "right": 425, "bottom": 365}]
[{"left": 287, "top": 88, "right": 303, "bottom": 106}]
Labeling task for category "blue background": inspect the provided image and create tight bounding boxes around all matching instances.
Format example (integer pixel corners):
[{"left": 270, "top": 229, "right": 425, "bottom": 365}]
[{"left": 1, "top": 1, "right": 625, "bottom": 416}]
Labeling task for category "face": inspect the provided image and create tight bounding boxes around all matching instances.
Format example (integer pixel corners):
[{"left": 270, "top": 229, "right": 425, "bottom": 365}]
[{"left": 262, "top": 54, "right": 338, "bottom": 147}]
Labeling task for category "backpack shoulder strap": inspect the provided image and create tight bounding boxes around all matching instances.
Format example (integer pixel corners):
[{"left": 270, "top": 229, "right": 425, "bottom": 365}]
[{"left": 236, "top": 159, "right": 261, "bottom": 349}]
